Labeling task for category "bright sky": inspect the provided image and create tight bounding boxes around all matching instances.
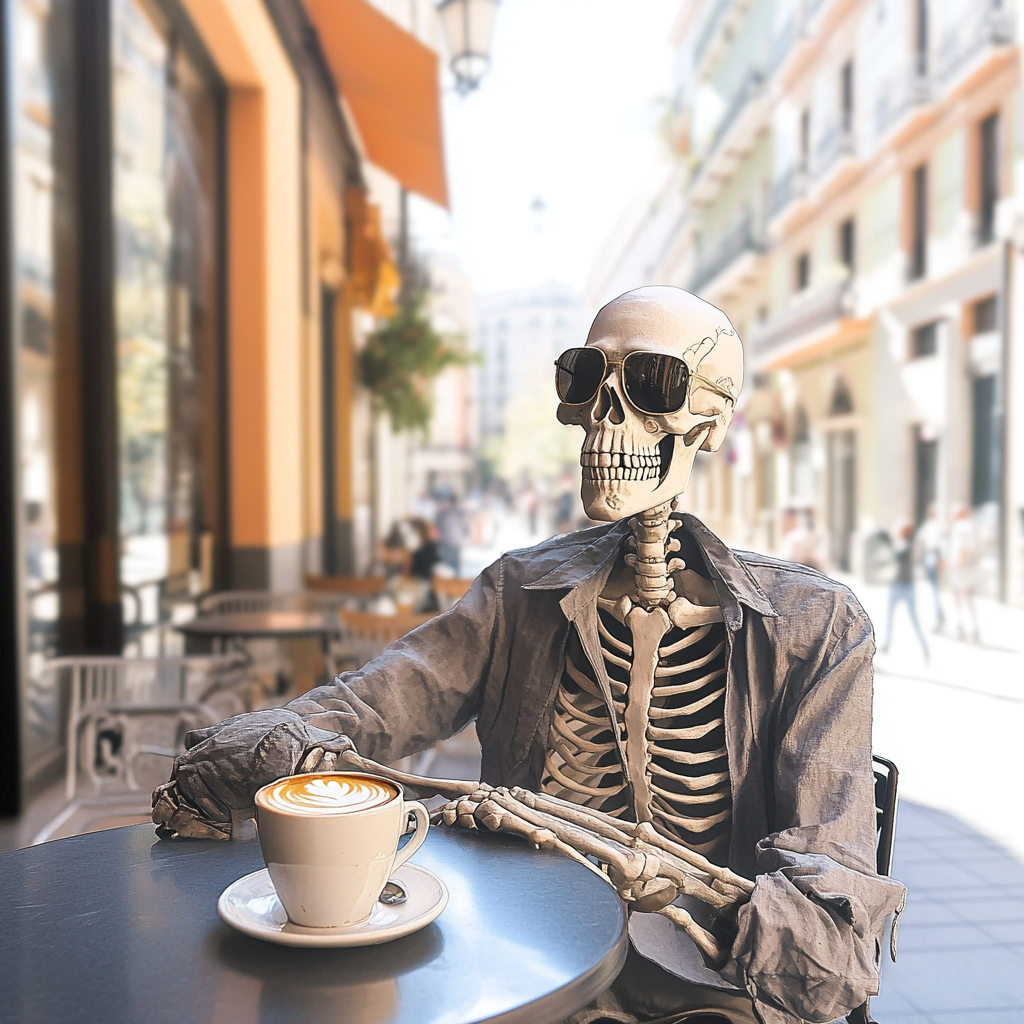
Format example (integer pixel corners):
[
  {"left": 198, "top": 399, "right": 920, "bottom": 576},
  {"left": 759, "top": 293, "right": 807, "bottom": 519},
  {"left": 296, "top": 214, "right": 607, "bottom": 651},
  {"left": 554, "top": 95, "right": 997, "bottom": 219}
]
[{"left": 412, "top": 0, "right": 679, "bottom": 298}]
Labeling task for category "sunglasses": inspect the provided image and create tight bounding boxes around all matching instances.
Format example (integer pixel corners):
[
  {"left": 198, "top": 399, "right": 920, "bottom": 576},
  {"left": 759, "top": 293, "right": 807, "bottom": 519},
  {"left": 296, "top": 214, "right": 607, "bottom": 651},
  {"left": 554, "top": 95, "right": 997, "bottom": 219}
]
[{"left": 554, "top": 347, "right": 734, "bottom": 415}]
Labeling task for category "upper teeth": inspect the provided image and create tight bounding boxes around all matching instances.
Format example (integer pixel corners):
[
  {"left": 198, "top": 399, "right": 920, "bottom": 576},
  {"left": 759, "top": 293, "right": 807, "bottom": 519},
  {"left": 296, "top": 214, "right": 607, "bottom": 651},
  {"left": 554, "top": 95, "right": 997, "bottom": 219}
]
[{"left": 581, "top": 448, "right": 661, "bottom": 480}]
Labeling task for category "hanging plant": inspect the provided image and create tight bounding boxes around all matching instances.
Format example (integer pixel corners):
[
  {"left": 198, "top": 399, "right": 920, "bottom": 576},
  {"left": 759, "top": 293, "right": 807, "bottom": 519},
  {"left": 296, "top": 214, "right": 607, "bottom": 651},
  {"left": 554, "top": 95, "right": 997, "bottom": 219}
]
[{"left": 360, "top": 295, "right": 474, "bottom": 433}]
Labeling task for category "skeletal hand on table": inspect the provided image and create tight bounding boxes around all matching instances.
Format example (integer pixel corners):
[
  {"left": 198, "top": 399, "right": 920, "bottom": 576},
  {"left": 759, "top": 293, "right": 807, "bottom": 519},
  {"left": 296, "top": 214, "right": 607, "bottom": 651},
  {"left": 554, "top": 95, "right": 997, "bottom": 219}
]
[{"left": 153, "top": 743, "right": 752, "bottom": 968}]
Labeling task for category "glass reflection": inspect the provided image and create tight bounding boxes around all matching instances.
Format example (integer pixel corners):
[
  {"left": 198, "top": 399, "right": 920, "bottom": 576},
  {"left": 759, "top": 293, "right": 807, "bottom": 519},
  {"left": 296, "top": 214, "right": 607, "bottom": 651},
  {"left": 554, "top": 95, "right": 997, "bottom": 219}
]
[
  {"left": 112, "top": 0, "right": 221, "bottom": 646},
  {"left": 14, "top": 0, "right": 68, "bottom": 774}
]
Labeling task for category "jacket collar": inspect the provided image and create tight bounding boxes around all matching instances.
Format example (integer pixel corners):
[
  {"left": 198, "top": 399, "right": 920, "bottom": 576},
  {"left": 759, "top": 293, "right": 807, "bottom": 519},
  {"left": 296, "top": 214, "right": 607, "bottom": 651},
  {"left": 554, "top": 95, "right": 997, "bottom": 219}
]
[{"left": 522, "top": 512, "right": 777, "bottom": 630}]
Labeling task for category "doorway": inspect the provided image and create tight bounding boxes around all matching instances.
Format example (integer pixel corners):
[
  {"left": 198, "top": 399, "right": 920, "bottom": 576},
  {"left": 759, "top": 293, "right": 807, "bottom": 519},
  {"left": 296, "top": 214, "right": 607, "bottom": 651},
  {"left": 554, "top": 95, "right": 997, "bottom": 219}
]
[{"left": 827, "top": 430, "right": 857, "bottom": 571}]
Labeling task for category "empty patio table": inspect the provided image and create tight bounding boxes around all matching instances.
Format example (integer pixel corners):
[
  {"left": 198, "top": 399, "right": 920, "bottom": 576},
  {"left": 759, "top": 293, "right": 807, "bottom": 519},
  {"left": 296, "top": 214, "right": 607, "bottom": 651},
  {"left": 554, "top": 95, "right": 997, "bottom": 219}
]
[
  {"left": 177, "top": 610, "right": 341, "bottom": 652},
  {"left": 0, "top": 823, "right": 628, "bottom": 1024}
]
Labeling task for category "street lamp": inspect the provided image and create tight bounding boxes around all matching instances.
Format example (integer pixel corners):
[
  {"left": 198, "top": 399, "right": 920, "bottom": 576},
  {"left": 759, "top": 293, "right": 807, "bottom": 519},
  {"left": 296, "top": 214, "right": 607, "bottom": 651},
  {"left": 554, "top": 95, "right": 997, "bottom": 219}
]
[{"left": 436, "top": 0, "right": 498, "bottom": 93}]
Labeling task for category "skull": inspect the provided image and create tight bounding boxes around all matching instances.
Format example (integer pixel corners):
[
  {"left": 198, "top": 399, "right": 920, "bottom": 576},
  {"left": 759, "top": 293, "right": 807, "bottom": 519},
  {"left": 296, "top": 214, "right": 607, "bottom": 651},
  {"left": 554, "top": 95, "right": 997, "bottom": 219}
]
[{"left": 558, "top": 286, "right": 743, "bottom": 522}]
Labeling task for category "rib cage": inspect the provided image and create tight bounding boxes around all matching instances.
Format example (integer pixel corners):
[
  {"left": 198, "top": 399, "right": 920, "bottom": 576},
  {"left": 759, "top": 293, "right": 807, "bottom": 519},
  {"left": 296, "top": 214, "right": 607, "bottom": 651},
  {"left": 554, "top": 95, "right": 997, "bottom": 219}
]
[{"left": 541, "top": 610, "right": 731, "bottom": 861}]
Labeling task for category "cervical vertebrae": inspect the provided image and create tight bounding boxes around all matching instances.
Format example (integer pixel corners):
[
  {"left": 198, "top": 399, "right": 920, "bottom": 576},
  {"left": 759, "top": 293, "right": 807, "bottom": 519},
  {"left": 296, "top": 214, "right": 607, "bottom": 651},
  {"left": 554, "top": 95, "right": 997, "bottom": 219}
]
[{"left": 541, "top": 506, "right": 732, "bottom": 861}]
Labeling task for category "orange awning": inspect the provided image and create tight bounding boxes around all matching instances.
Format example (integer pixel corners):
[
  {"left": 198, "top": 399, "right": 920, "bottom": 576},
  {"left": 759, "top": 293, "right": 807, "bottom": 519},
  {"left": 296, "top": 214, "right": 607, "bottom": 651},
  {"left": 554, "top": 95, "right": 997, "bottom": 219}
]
[{"left": 305, "top": 0, "right": 449, "bottom": 209}]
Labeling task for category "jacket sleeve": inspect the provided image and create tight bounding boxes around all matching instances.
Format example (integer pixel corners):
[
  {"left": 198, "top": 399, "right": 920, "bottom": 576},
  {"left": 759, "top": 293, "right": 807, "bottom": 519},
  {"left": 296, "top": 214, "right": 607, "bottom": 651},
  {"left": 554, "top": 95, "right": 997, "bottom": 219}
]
[
  {"left": 160, "top": 559, "right": 505, "bottom": 831},
  {"left": 718, "top": 601, "right": 907, "bottom": 1024}
]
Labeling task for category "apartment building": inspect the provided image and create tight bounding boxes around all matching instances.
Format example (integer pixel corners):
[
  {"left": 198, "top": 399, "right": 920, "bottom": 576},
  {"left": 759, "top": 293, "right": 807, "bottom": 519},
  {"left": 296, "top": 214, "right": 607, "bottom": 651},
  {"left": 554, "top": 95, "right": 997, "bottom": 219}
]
[{"left": 594, "top": 0, "right": 1024, "bottom": 602}]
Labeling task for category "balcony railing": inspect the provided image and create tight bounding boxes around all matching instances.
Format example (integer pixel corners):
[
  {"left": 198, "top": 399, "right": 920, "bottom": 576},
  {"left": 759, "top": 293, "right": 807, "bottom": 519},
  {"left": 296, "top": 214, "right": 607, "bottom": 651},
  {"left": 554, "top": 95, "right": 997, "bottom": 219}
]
[
  {"left": 770, "top": 167, "right": 808, "bottom": 218},
  {"left": 694, "top": 0, "right": 734, "bottom": 67},
  {"left": 768, "top": 14, "right": 797, "bottom": 77},
  {"left": 874, "top": 64, "right": 931, "bottom": 138},
  {"left": 813, "top": 123, "right": 855, "bottom": 180},
  {"left": 689, "top": 215, "right": 765, "bottom": 293},
  {"left": 937, "top": 2, "right": 1014, "bottom": 84},
  {"left": 705, "top": 70, "right": 764, "bottom": 160},
  {"left": 749, "top": 281, "right": 853, "bottom": 363}
]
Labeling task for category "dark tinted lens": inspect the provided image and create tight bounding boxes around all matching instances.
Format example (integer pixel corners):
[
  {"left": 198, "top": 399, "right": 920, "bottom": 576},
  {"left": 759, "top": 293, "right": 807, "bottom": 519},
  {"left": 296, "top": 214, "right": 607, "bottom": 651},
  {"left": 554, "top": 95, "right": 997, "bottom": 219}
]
[
  {"left": 623, "top": 352, "right": 689, "bottom": 414},
  {"left": 555, "top": 348, "right": 606, "bottom": 404}
]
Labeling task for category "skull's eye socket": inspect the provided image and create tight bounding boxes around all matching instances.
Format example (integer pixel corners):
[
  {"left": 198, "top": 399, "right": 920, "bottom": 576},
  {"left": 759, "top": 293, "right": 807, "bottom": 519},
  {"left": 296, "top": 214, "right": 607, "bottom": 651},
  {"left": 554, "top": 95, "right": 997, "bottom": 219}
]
[
  {"left": 555, "top": 347, "right": 607, "bottom": 404},
  {"left": 622, "top": 352, "right": 690, "bottom": 414}
]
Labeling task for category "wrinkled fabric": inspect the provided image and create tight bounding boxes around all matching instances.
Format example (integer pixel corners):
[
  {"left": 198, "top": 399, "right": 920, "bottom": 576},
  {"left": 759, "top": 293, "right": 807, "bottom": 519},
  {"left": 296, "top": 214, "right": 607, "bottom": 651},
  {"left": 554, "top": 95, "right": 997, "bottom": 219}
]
[{"left": 164, "top": 515, "right": 906, "bottom": 1024}]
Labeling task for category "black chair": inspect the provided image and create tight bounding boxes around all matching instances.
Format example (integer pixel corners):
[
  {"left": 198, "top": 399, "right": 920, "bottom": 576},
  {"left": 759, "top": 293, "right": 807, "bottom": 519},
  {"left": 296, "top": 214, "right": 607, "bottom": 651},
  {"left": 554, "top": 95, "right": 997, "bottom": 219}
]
[{"left": 847, "top": 755, "right": 899, "bottom": 1024}]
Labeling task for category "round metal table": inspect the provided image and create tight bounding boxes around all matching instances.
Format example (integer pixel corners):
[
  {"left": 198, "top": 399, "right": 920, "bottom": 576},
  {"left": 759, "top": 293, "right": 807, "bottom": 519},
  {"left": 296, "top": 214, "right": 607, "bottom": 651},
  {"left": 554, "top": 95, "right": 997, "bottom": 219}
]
[
  {"left": 0, "top": 824, "right": 627, "bottom": 1024},
  {"left": 177, "top": 611, "right": 340, "bottom": 646}
]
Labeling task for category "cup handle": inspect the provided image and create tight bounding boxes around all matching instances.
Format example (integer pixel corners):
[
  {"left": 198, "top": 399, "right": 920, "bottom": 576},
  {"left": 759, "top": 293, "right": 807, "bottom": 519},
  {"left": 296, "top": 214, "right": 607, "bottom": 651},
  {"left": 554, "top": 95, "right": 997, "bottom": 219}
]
[{"left": 392, "top": 800, "right": 430, "bottom": 872}]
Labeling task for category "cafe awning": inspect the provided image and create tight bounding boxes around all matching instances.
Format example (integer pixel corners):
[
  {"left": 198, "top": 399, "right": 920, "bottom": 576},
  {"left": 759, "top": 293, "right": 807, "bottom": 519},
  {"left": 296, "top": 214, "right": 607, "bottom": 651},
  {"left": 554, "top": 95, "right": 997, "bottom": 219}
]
[{"left": 304, "top": 0, "right": 449, "bottom": 209}]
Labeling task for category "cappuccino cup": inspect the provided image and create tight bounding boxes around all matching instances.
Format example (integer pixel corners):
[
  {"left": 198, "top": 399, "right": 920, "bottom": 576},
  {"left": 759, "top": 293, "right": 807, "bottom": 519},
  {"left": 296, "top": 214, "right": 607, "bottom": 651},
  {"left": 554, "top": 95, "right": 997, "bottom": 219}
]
[{"left": 254, "top": 772, "right": 430, "bottom": 929}]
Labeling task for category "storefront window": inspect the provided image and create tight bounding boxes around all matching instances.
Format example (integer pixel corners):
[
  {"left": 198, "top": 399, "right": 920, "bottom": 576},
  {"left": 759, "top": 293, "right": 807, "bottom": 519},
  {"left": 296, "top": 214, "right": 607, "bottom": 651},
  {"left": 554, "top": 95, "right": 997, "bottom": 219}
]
[
  {"left": 112, "top": 0, "right": 222, "bottom": 645},
  {"left": 14, "top": 0, "right": 71, "bottom": 775}
]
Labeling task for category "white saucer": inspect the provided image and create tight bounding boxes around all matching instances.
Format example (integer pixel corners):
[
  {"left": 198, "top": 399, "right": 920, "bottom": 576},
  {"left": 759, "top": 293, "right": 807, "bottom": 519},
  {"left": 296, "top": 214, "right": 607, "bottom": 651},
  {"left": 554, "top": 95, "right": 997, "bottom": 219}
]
[{"left": 217, "top": 862, "right": 448, "bottom": 948}]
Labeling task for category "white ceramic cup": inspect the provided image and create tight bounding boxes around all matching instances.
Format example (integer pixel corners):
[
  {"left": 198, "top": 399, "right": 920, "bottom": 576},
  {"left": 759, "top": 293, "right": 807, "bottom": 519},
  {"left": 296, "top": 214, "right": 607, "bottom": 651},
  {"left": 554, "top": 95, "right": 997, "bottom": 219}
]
[{"left": 254, "top": 771, "right": 430, "bottom": 929}]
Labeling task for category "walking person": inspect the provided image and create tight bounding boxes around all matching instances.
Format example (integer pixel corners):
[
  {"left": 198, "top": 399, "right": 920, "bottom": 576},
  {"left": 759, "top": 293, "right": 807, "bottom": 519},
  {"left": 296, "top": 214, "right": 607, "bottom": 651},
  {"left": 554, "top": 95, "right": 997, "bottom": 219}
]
[
  {"left": 881, "top": 519, "right": 929, "bottom": 661},
  {"left": 916, "top": 503, "right": 945, "bottom": 631},
  {"left": 948, "top": 504, "right": 980, "bottom": 643}
]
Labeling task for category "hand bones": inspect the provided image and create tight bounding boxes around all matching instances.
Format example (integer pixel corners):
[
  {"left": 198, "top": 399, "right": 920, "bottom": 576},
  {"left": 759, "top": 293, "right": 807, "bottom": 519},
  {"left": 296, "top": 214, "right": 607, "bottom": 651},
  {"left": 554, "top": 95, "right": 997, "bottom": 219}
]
[{"left": 310, "top": 747, "right": 754, "bottom": 969}]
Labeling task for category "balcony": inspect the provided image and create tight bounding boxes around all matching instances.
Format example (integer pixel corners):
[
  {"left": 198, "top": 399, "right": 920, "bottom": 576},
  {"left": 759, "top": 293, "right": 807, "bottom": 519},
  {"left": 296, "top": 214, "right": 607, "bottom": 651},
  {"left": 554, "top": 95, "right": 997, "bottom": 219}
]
[
  {"left": 769, "top": 166, "right": 808, "bottom": 219},
  {"left": 688, "top": 69, "right": 769, "bottom": 207},
  {"left": 694, "top": 0, "right": 733, "bottom": 68},
  {"left": 937, "top": 3, "right": 1014, "bottom": 85},
  {"left": 874, "top": 64, "right": 932, "bottom": 139},
  {"left": 749, "top": 280, "right": 853, "bottom": 366},
  {"left": 706, "top": 70, "right": 764, "bottom": 161},
  {"left": 812, "top": 122, "right": 855, "bottom": 181},
  {"left": 689, "top": 215, "right": 766, "bottom": 294},
  {"left": 768, "top": 14, "right": 798, "bottom": 78}
]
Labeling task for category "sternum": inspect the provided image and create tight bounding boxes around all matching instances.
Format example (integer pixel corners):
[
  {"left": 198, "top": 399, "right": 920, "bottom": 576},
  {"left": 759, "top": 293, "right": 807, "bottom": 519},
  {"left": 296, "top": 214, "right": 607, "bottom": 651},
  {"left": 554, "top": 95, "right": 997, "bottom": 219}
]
[{"left": 623, "top": 604, "right": 672, "bottom": 823}]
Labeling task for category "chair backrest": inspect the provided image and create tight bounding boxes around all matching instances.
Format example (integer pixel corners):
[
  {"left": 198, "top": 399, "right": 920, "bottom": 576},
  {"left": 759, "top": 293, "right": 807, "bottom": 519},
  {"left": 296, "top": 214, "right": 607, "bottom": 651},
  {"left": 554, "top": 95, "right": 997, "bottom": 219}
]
[
  {"left": 305, "top": 574, "right": 390, "bottom": 597},
  {"left": 337, "top": 610, "right": 435, "bottom": 646},
  {"left": 872, "top": 754, "right": 899, "bottom": 876},
  {"left": 47, "top": 654, "right": 247, "bottom": 800},
  {"left": 431, "top": 576, "right": 475, "bottom": 610}
]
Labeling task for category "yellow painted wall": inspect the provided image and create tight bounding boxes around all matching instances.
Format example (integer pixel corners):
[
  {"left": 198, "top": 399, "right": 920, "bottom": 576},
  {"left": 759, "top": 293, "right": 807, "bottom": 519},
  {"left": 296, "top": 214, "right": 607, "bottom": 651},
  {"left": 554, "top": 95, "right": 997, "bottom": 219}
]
[{"left": 179, "top": 0, "right": 304, "bottom": 574}]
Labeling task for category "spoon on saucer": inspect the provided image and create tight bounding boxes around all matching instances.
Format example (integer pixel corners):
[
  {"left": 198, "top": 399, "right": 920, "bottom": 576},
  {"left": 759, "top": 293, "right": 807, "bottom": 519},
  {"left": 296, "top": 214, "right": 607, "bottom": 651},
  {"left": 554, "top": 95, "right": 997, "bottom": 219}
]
[{"left": 379, "top": 881, "right": 407, "bottom": 905}]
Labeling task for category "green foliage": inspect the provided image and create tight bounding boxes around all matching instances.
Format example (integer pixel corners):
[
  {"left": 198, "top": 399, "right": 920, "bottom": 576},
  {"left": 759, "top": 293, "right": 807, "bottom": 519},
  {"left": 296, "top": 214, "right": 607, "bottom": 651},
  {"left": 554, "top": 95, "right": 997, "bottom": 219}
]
[{"left": 360, "top": 297, "right": 474, "bottom": 433}]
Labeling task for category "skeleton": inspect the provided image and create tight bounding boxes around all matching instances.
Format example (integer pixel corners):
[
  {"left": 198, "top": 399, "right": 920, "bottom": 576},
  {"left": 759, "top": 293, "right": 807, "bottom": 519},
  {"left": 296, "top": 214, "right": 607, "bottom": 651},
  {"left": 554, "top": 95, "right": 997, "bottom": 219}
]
[
  {"left": 152, "top": 287, "right": 751, "bottom": 962},
  {"left": 540, "top": 290, "right": 742, "bottom": 867}
]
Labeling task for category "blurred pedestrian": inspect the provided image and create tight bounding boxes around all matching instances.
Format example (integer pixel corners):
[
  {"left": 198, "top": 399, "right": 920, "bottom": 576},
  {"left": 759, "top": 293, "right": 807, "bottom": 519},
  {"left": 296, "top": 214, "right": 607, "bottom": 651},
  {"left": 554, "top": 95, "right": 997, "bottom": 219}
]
[
  {"left": 881, "top": 519, "right": 929, "bottom": 661},
  {"left": 780, "top": 506, "right": 825, "bottom": 573},
  {"left": 916, "top": 503, "right": 945, "bottom": 631},
  {"left": 435, "top": 494, "right": 465, "bottom": 577},
  {"left": 948, "top": 504, "right": 980, "bottom": 643}
]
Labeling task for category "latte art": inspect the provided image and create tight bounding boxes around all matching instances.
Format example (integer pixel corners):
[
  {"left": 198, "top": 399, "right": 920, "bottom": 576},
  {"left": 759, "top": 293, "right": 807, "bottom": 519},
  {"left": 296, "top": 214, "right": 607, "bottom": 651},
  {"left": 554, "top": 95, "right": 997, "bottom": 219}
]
[{"left": 258, "top": 774, "right": 398, "bottom": 815}]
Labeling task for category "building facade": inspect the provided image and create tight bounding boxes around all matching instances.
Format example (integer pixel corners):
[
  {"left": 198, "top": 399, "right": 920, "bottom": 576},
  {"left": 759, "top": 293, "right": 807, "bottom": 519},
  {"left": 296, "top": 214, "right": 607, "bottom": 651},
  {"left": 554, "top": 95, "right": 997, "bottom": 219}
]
[
  {"left": 0, "top": 0, "right": 449, "bottom": 811},
  {"left": 594, "top": 0, "right": 1024, "bottom": 603}
]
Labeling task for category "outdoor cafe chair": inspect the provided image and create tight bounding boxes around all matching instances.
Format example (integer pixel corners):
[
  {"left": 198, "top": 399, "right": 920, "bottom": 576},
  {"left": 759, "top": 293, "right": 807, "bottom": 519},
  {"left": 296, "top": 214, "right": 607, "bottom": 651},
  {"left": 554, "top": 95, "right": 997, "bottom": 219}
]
[
  {"left": 304, "top": 574, "right": 391, "bottom": 598},
  {"left": 846, "top": 754, "right": 900, "bottom": 1024},
  {"left": 33, "top": 699, "right": 221, "bottom": 846},
  {"left": 50, "top": 654, "right": 252, "bottom": 801},
  {"left": 431, "top": 574, "right": 475, "bottom": 611},
  {"left": 329, "top": 608, "right": 436, "bottom": 674}
]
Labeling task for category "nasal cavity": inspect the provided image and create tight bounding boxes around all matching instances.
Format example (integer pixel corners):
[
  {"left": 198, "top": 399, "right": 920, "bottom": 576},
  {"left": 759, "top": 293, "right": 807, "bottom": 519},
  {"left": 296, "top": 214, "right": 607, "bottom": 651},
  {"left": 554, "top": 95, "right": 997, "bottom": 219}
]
[{"left": 606, "top": 386, "right": 625, "bottom": 424}]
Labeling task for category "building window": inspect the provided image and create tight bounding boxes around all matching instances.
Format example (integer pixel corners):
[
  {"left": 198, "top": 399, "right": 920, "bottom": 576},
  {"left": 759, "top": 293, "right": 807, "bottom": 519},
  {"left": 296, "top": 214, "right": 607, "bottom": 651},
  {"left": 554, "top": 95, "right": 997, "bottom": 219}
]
[
  {"left": 911, "top": 322, "right": 938, "bottom": 357},
  {"left": 839, "top": 218, "right": 856, "bottom": 273},
  {"left": 829, "top": 376, "right": 854, "bottom": 416},
  {"left": 914, "top": 426, "right": 938, "bottom": 525},
  {"left": 915, "top": 0, "right": 929, "bottom": 75},
  {"left": 841, "top": 61, "right": 854, "bottom": 133},
  {"left": 909, "top": 164, "right": 928, "bottom": 280},
  {"left": 974, "top": 295, "right": 998, "bottom": 334},
  {"left": 799, "top": 109, "right": 811, "bottom": 174},
  {"left": 795, "top": 252, "right": 811, "bottom": 292},
  {"left": 979, "top": 112, "right": 1000, "bottom": 246},
  {"left": 971, "top": 375, "right": 999, "bottom": 506}
]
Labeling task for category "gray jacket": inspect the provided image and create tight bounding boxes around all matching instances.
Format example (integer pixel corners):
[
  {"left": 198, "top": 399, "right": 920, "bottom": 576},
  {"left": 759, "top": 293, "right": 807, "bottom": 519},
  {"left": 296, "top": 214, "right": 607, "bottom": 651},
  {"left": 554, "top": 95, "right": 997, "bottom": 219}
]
[{"left": 174, "top": 515, "right": 906, "bottom": 1024}]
